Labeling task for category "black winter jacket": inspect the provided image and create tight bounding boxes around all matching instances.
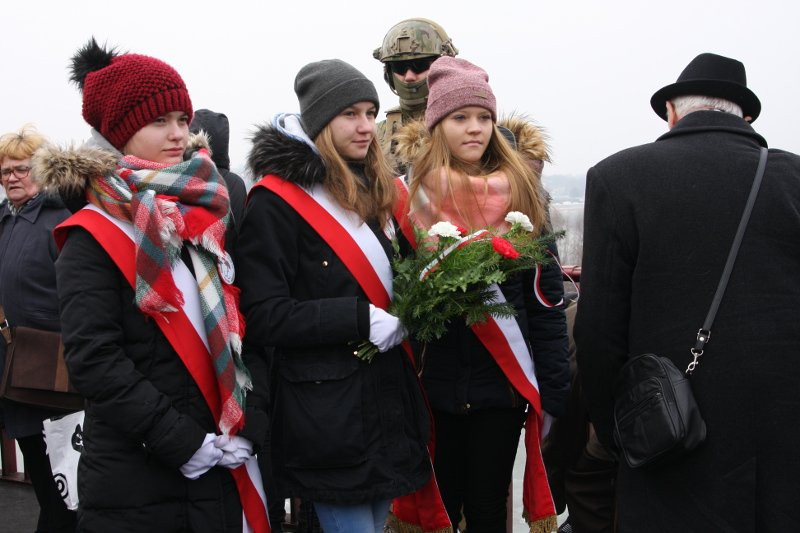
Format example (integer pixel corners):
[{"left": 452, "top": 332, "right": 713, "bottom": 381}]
[
  {"left": 46, "top": 141, "right": 265, "bottom": 533},
  {"left": 238, "top": 123, "right": 432, "bottom": 504},
  {"left": 420, "top": 238, "right": 570, "bottom": 417}
]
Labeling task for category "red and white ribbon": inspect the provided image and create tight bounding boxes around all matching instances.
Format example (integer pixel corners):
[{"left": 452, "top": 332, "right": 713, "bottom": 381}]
[{"left": 419, "top": 229, "right": 489, "bottom": 280}]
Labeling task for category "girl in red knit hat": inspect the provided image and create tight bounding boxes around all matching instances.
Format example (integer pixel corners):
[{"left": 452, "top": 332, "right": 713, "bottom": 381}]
[
  {"left": 36, "top": 38, "right": 269, "bottom": 532},
  {"left": 393, "top": 56, "right": 569, "bottom": 533}
]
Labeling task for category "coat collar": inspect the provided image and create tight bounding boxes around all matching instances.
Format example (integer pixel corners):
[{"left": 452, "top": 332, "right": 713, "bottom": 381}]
[
  {"left": 657, "top": 110, "right": 767, "bottom": 147},
  {"left": 247, "top": 115, "right": 326, "bottom": 189},
  {"left": 0, "top": 193, "right": 46, "bottom": 224}
]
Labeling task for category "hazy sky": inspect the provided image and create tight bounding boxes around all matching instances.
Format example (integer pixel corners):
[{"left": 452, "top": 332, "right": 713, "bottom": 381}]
[{"left": 3, "top": 0, "right": 798, "bottom": 177}]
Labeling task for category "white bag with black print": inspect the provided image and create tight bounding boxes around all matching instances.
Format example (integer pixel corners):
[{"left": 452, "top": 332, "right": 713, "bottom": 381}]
[{"left": 43, "top": 410, "right": 84, "bottom": 511}]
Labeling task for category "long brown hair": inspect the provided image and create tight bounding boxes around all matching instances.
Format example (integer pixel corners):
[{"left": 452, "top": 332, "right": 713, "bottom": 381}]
[
  {"left": 408, "top": 122, "right": 548, "bottom": 233},
  {"left": 314, "top": 126, "right": 397, "bottom": 222}
]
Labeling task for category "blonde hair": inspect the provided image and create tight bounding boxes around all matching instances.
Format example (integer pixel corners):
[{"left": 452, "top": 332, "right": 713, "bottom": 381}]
[
  {"left": 0, "top": 125, "right": 47, "bottom": 169},
  {"left": 409, "top": 122, "right": 548, "bottom": 233},
  {"left": 314, "top": 126, "right": 397, "bottom": 222}
]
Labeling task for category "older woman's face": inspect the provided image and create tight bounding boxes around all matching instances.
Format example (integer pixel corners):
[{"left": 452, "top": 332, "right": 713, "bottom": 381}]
[{"left": 1, "top": 157, "right": 39, "bottom": 208}]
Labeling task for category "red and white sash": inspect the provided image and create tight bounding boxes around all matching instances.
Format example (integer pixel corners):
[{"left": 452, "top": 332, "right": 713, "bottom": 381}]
[
  {"left": 394, "top": 177, "right": 557, "bottom": 532},
  {"left": 55, "top": 205, "right": 270, "bottom": 533},
  {"left": 254, "top": 175, "right": 452, "bottom": 532},
  {"left": 254, "top": 176, "right": 393, "bottom": 305}
]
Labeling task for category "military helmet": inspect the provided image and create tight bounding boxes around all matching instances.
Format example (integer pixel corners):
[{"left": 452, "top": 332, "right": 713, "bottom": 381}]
[{"left": 373, "top": 18, "right": 458, "bottom": 63}]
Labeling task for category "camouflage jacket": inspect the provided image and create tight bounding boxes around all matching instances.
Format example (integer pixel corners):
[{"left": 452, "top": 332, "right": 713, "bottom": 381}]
[{"left": 377, "top": 106, "right": 424, "bottom": 175}]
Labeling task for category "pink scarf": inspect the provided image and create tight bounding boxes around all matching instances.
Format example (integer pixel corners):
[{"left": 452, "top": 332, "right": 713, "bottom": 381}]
[{"left": 410, "top": 167, "right": 511, "bottom": 232}]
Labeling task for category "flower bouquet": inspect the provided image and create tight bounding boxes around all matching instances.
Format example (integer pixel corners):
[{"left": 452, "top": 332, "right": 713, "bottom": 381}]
[{"left": 356, "top": 212, "right": 561, "bottom": 362}]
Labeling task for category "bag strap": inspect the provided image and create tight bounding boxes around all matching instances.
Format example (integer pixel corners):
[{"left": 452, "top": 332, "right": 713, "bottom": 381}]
[
  {"left": 686, "top": 147, "right": 768, "bottom": 374},
  {"left": 1, "top": 213, "right": 12, "bottom": 345},
  {"left": 0, "top": 304, "right": 11, "bottom": 345}
]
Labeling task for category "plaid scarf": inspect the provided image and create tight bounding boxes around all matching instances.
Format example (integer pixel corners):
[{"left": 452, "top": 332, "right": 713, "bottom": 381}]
[{"left": 87, "top": 149, "right": 250, "bottom": 435}]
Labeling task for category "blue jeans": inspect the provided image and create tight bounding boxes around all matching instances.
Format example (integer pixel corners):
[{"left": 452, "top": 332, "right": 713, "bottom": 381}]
[{"left": 312, "top": 499, "right": 392, "bottom": 533}]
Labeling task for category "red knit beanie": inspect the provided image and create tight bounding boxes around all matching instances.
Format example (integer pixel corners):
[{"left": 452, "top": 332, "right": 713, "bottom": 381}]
[
  {"left": 70, "top": 38, "right": 193, "bottom": 150},
  {"left": 424, "top": 57, "right": 497, "bottom": 130}
]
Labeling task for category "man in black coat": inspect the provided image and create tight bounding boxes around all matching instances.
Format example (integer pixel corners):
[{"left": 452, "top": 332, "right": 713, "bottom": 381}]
[{"left": 575, "top": 53, "right": 800, "bottom": 532}]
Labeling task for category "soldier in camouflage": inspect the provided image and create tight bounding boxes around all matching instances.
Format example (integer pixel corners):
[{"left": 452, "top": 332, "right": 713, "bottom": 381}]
[{"left": 373, "top": 18, "right": 457, "bottom": 173}]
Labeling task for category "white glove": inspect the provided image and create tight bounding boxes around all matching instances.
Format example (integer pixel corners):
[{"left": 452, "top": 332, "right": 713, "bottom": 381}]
[
  {"left": 541, "top": 411, "right": 555, "bottom": 440},
  {"left": 180, "top": 433, "right": 224, "bottom": 480},
  {"left": 368, "top": 304, "right": 407, "bottom": 353},
  {"left": 214, "top": 434, "right": 254, "bottom": 470}
]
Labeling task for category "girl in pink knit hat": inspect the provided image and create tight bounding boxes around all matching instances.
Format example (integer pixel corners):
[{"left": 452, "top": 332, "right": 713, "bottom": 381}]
[{"left": 393, "top": 56, "right": 569, "bottom": 533}]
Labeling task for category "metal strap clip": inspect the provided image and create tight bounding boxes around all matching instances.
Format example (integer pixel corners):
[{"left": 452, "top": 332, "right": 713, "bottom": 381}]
[{"left": 686, "top": 329, "right": 711, "bottom": 375}]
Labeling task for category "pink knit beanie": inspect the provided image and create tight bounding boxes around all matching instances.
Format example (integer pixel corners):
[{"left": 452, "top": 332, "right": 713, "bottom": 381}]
[{"left": 424, "top": 57, "right": 497, "bottom": 130}]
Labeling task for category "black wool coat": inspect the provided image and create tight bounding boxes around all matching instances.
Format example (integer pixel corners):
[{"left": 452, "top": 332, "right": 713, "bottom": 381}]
[
  {"left": 237, "top": 124, "right": 432, "bottom": 505},
  {"left": 575, "top": 111, "right": 800, "bottom": 532},
  {"left": 0, "top": 194, "right": 70, "bottom": 438}
]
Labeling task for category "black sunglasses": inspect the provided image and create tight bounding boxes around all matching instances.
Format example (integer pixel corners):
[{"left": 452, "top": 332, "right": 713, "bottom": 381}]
[{"left": 389, "top": 58, "right": 435, "bottom": 75}]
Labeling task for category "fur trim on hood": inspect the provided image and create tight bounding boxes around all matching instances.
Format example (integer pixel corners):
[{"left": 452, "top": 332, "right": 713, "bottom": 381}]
[
  {"left": 247, "top": 119, "right": 325, "bottom": 188},
  {"left": 499, "top": 113, "right": 550, "bottom": 164},
  {"left": 393, "top": 120, "right": 430, "bottom": 170},
  {"left": 186, "top": 130, "right": 211, "bottom": 155},
  {"left": 393, "top": 114, "right": 550, "bottom": 169},
  {"left": 33, "top": 143, "right": 117, "bottom": 202},
  {"left": 32, "top": 131, "right": 211, "bottom": 213}
]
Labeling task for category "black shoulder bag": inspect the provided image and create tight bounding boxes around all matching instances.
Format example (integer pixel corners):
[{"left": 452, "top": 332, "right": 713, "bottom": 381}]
[{"left": 613, "top": 147, "right": 768, "bottom": 469}]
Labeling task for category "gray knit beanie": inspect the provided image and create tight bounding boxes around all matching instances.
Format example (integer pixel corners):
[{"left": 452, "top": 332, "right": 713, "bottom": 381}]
[{"left": 294, "top": 59, "right": 380, "bottom": 140}]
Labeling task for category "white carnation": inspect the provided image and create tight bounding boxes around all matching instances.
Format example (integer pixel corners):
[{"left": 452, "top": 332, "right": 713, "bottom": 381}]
[
  {"left": 428, "top": 221, "right": 461, "bottom": 239},
  {"left": 505, "top": 211, "right": 534, "bottom": 232}
]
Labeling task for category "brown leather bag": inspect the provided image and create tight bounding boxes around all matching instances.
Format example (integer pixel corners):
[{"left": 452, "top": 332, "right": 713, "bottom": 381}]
[{"left": 0, "top": 325, "right": 84, "bottom": 413}]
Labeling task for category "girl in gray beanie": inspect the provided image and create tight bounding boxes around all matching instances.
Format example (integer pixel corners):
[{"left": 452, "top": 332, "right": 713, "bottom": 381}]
[{"left": 238, "top": 59, "right": 435, "bottom": 532}]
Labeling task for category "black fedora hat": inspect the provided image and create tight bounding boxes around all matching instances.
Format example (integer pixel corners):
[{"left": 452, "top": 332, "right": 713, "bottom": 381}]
[{"left": 650, "top": 53, "right": 761, "bottom": 122}]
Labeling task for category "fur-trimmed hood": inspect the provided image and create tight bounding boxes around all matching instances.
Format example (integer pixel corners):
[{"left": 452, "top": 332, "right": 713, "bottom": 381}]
[
  {"left": 32, "top": 130, "right": 211, "bottom": 213},
  {"left": 393, "top": 114, "right": 551, "bottom": 170},
  {"left": 498, "top": 113, "right": 550, "bottom": 164},
  {"left": 247, "top": 113, "right": 326, "bottom": 188}
]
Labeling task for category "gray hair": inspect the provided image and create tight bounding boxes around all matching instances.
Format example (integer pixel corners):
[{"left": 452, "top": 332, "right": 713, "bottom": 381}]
[{"left": 670, "top": 95, "right": 743, "bottom": 120}]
